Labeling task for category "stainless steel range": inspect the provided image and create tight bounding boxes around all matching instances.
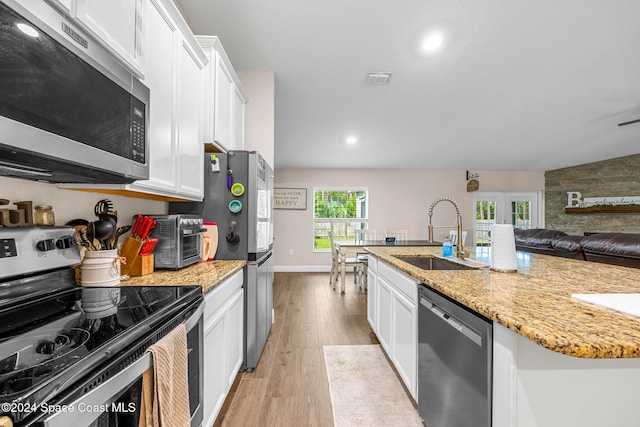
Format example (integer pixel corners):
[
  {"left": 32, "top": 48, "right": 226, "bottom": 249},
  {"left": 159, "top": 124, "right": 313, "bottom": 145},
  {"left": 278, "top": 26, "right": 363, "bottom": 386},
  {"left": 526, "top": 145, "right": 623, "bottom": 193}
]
[{"left": 0, "top": 227, "right": 204, "bottom": 427}]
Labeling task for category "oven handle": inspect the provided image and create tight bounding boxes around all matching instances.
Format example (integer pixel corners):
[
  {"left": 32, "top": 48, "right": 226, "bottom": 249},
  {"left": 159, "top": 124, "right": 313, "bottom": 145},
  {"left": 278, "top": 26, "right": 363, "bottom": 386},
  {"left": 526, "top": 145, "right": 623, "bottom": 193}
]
[
  {"left": 43, "top": 303, "right": 203, "bottom": 427},
  {"left": 42, "top": 352, "right": 153, "bottom": 427},
  {"left": 185, "top": 302, "right": 204, "bottom": 332}
]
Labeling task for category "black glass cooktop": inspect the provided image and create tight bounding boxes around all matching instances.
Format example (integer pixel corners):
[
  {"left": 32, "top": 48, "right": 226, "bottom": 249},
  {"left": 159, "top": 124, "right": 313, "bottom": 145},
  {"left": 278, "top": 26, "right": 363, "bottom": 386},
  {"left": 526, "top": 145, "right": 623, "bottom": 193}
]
[{"left": 0, "top": 284, "right": 201, "bottom": 402}]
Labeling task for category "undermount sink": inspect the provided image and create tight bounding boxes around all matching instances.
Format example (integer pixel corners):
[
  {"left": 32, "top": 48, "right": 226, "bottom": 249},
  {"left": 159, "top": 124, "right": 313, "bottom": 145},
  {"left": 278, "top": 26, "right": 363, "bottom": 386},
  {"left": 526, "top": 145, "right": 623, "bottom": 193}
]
[{"left": 395, "top": 256, "right": 486, "bottom": 271}]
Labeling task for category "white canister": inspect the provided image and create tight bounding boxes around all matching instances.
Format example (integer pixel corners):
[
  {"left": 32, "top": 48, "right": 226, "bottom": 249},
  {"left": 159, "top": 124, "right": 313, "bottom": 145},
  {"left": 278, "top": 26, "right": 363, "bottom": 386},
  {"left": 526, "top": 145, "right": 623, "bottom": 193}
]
[{"left": 80, "top": 249, "right": 121, "bottom": 286}]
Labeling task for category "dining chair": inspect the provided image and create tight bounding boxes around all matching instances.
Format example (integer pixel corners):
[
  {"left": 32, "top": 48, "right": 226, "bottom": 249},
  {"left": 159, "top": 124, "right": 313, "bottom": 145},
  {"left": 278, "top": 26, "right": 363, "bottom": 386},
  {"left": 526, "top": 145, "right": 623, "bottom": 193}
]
[
  {"left": 449, "top": 229, "right": 468, "bottom": 247},
  {"left": 385, "top": 228, "right": 408, "bottom": 241},
  {"left": 328, "top": 231, "right": 364, "bottom": 291},
  {"left": 353, "top": 229, "right": 377, "bottom": 289},
  {"left": 354, "top": 229, "right": 377, "bottom": 242}
]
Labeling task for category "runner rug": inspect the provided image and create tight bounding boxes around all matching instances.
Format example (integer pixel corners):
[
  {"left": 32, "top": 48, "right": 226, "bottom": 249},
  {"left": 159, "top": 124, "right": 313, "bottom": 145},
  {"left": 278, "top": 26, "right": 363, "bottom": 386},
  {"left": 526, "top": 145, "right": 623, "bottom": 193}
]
[{"left": 323, "top": 344, "right": 424, "bottom": 427}]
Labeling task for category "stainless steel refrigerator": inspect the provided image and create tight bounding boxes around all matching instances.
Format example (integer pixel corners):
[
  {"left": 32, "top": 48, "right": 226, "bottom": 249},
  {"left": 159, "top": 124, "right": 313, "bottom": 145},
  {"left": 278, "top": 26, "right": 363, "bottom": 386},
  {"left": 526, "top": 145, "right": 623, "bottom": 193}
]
[{"left": 169, "top": 150, "right": 274, "bottom": 371}]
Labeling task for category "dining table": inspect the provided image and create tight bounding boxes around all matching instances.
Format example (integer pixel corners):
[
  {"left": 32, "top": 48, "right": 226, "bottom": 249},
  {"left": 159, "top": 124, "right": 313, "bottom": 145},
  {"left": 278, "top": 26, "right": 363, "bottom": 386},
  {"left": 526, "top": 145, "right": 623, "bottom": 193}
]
[{"left": 334, "top": 239, "right": 442, "bottom": 291}]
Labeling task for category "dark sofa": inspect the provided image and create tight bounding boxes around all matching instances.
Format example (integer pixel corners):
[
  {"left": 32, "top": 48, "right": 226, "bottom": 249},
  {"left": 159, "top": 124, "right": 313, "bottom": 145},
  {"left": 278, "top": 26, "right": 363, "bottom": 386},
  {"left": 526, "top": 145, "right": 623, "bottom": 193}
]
[{"left": 513, "top": 228, "right": 640, "bottom": 268}]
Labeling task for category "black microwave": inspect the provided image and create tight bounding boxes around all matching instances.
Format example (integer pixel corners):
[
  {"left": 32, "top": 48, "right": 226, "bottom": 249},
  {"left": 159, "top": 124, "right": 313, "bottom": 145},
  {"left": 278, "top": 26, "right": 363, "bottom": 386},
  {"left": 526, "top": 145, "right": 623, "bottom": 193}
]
[{"left": 0, "top": 1, "right": 149, "bottom": 184}]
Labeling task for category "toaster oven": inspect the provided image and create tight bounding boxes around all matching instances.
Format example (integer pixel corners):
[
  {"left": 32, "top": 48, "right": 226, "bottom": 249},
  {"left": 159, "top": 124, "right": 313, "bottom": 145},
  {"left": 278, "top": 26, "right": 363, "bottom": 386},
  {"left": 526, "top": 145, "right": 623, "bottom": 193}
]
[{"left": 141, "top": 214, "right": 204, "bottom": 270}]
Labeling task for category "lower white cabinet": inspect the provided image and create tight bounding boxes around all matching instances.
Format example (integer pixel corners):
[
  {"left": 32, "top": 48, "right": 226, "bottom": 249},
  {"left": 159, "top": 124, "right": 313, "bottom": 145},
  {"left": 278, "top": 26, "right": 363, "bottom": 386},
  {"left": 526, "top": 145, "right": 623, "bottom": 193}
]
[
  {"left": 203, "top": 269, "right": 244, "bottom": 427},
  {"left": 368, "top": 257, "right": 418, "bottom": 400}
]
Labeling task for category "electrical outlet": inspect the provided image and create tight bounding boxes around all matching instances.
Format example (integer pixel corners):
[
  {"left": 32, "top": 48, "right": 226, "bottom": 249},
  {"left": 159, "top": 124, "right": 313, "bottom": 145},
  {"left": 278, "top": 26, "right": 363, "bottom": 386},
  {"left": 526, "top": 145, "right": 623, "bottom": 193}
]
[{"left": 289, "top": 249, "right": 294, "bottom": 256}]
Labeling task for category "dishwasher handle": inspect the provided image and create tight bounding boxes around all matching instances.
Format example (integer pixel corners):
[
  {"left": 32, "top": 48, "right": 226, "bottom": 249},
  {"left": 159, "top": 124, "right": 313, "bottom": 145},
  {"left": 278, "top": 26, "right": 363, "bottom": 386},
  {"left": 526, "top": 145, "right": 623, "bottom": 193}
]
[{"left": 420, "top": 297, "right": 483, "bottom": 347}]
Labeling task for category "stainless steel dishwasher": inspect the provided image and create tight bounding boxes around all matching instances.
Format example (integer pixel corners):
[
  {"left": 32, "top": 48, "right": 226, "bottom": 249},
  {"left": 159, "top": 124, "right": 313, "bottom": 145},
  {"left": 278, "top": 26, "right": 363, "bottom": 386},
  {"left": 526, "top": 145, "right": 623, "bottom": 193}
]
[{"left": 418, "top": 285, "right": 492, "bottom": 427}]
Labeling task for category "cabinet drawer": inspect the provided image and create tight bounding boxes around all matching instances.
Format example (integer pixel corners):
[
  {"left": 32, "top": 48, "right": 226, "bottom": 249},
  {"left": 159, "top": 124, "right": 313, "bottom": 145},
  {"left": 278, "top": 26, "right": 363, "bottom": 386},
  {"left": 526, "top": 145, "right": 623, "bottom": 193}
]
[
  {"left": 378, "top": 261, "right": 418, "bottom": 303},
  {"left": 204, "top": 270, "right": 243, "bottom": 321}
]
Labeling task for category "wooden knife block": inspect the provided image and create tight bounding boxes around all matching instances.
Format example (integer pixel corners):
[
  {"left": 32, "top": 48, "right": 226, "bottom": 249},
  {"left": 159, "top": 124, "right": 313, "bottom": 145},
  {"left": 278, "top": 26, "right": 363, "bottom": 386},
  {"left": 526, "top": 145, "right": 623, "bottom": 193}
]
[{"left": 120, "top": 237, "right": 154, "bottom": 276}]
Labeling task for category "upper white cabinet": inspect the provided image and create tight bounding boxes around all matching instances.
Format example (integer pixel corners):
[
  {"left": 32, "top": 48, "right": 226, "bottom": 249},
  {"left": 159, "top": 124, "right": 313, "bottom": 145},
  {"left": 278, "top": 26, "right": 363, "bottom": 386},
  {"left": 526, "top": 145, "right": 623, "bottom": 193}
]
[
  {"left": 71, "top": 0, "right": 145, "bottom": 76},
  {"left": 175, "top": 38, "right": 205, "bottom": 198},
  {"left": 198, "top": 36, "right": 247, "bottom": 152},
  {"left": 61, "top": 0, "right": 206, "bottom": 201},
  {"left": 232, "top": 85, "right": 246, "bottom": 151}
]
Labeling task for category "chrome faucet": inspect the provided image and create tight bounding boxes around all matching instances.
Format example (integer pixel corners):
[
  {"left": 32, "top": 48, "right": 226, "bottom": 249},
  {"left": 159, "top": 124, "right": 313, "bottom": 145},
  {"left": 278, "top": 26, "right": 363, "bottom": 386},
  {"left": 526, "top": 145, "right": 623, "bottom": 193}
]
[{"left": 428, "top": 197, "right": 465, "bottom": 259}]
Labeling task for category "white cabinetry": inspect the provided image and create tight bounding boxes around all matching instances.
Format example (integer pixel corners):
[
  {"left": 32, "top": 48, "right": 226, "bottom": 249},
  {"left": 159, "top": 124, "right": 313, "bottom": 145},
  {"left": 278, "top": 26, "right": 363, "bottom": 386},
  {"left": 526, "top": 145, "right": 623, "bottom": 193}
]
[
  {"left": 175, "top": 38, "right": 205, "bottom": 198},
  {"left": 367, "top": 256, "right": 378, "bottom": 330},
  {"left": 232, "top": 85, "right": 246, "bottom": 150},
  {"left": 368, "top": 258, "right": 419, "bottom": 400},
  {"left": 203, "top": 270, "right": 244, "bottom": 427},
  {"left": 198, "top": 36, "right": 247, "bottom": 152},
  {"left": 61, "top": 0, "right": 206, "bottom": 201},
  {"left": 72, "top": 0, "right": 145, "bottom": 76}
]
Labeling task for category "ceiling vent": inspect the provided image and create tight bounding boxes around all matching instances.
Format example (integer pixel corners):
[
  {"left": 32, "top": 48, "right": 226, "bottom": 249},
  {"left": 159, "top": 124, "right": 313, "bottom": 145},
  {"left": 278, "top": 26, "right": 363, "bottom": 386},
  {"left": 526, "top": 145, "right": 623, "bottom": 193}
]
[{"left": 365, "top": 72, "right": 392, "bottom": 85}]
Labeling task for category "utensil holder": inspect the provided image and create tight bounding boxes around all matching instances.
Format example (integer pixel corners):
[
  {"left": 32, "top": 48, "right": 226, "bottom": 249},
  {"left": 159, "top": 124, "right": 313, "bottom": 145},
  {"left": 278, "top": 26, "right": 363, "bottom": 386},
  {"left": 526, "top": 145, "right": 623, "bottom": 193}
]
[
  {"left": 120, "top": 237, "right": 144, "bottom": 276},
  {"left": 80, "top": 249, "right": 120, "bottom": 286},
  {"left": 129, "top": 254, "right": 154, "bottom": 277}
]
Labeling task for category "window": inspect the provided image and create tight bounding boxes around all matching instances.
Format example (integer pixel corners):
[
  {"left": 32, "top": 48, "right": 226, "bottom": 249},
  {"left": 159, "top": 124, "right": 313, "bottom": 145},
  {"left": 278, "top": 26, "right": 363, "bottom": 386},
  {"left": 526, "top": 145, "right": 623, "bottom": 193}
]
[{"left": 313, "top": 188, "right": 368, "bottom": 251}]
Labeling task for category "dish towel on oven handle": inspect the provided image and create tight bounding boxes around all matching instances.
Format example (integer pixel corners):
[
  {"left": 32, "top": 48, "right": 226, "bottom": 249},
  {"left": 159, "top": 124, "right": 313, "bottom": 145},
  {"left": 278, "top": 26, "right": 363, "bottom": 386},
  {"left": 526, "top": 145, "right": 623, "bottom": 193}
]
[{"left": 139, "top": 323, "right": 190, "bottom": 427}]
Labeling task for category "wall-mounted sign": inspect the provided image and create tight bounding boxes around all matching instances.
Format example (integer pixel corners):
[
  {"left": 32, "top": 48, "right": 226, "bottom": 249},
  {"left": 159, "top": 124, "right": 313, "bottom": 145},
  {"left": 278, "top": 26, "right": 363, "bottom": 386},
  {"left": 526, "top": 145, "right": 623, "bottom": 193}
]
[
  {"left": 274, "top": 188, "right": 307, "bottom": 210},
  {"left": 566, "top": 192, "right": 640, "bottom": 208},
  {"left": 466, "top": 179, "right": 479, "bottom": 192}
]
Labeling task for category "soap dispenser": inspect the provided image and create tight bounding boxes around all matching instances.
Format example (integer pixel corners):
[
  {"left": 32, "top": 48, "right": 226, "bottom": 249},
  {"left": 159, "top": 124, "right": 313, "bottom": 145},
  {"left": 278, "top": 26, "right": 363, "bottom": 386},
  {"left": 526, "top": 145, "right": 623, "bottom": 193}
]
[{"left": 442, "top": 237, "right": 453, "bottom": 257}]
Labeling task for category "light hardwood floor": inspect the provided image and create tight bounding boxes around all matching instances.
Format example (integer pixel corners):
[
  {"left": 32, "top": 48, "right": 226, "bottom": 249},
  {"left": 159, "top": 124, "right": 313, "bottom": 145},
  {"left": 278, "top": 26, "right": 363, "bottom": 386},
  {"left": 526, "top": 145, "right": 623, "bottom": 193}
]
[{"left": 212, "top": 272, "right": 380, "bottom": 427}]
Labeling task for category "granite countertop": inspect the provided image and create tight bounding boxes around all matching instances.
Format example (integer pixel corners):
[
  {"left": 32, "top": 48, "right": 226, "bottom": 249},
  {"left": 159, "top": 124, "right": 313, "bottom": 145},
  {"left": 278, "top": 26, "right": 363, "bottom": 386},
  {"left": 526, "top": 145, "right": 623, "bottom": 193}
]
[
  {"left": 120, "top": 260, "right": 246, "bottom": 294},
  {"left": 366, "top": 246, "right": 640, "bottom": 359}
]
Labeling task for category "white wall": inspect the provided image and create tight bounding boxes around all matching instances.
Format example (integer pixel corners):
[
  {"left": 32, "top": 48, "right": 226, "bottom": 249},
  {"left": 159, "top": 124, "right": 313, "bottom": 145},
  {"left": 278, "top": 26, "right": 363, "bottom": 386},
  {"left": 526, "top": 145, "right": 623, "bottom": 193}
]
[
  {"left": 238, "top": 71, "right": 275, "bottom": 168},
  {"left": 0, "top": 177, "right": 166, "bottom": 228},
  {"left": 273, "top": 168, "right": 544, "bottom": 270}
]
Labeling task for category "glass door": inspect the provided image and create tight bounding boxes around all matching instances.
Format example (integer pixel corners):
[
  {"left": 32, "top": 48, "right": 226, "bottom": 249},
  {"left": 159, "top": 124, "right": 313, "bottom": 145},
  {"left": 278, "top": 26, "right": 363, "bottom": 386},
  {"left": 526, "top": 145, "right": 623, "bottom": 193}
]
[{"left": 472, "top": 191, "right": 540, "bottom": 248}]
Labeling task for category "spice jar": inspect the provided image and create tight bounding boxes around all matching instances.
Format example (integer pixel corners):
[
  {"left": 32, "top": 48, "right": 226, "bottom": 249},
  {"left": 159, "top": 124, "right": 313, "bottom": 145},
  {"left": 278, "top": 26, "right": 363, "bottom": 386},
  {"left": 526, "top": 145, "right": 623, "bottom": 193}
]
[{"left": 34, "top": 205, "right": 55, "bottom": 226}]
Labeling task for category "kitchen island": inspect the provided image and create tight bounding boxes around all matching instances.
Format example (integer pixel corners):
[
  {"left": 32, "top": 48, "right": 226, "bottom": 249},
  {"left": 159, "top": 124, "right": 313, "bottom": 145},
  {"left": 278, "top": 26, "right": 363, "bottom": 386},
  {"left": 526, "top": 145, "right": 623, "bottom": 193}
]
[{"left": 365, "top": 246, "right": 640, "bottom": 427}]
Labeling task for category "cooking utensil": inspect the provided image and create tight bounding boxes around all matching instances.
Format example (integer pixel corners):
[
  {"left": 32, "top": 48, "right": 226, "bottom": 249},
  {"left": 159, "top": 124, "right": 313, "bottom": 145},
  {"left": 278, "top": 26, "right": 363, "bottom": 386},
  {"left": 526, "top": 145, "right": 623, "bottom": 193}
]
[
  {"left": 98, "top": 214, "right": 117, "bottom": 249},
  {"left": 94, "top": 199, "right": 114, "bottom": 217},
  {"left": 92, "top": 220, "right": 115, "bottom": 250},
  {"left": 112, "top": 225, "right": 132, "bottom": 249},
  {"left": 65, "top": 218, "right": 90, "bottom": 229}
]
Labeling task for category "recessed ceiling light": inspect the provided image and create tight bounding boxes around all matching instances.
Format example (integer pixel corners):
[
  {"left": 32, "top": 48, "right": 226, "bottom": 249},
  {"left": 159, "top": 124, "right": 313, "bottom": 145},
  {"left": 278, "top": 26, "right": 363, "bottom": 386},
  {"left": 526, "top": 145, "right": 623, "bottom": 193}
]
[
  {"left": 345, "top": 136, "right": 358, "bottom": 144},
  {"left": 422, "top": 32, "right": 443, "bottom": 53},
  {"left": 16, "top": 23, "right": 39, "bottom": 38}
]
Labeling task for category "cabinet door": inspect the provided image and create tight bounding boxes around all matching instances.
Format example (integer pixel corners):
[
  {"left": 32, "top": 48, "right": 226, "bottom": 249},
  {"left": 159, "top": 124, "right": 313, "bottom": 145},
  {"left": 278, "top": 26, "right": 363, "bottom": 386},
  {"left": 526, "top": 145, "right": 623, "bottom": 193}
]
[
  {"left": 213, "top": 56, "right": 234, "bottom": 150},
  {"left": 176, "top": 39, "right": 204, "bottom": 198},
  {"left": 203, "top": 306, "right": 227, "bottom": 427},
  {"left": 226, "top": 288, "right": 244, "bottom": 388},
  {"left": 367, "top": 269, "right": 378, "bottom": 330},
  {"left": 135, "top": 0, "right": 177, "bottom": 193},
  {"left": 73, "top": 0, "right": 144, "bottom": 75},
  {"left": 232, "top": 85, "right": 245, "bottom": 150},
  {"left": 377, "top": 276, "right": 393, "bottom": 353},
  {"left": 391, "top": 290, "right": 418, "bottom": 399}
]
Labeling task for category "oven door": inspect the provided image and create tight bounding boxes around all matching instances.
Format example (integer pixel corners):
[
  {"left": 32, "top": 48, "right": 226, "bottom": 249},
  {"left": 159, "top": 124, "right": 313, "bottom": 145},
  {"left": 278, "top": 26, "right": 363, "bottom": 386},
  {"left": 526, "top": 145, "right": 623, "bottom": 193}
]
[
  {"left": 180, "top": 229, "right": 202, "bottom": 266},
  {"left": 39, "top": 305, "right": 203, "bottom": 427}
]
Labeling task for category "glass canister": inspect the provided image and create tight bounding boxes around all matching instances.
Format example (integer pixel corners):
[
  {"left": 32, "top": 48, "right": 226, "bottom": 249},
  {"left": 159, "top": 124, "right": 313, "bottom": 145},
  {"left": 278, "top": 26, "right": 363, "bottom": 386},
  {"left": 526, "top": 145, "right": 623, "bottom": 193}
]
[{"left": 34, "top": 205, "right": 55, "bottom": 226}]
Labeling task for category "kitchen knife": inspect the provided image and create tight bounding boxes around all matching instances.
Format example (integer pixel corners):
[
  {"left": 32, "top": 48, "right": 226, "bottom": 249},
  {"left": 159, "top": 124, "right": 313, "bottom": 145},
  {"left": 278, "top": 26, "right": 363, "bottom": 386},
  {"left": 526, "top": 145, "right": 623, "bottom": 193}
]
[
  {"left": 139, "top": 238, "right": 158, "bottom": 255},
  {"left": 131, "top": 215, "right": 143, "bottom": 238},
  {"left": 139, "top": 218, "right": 156, "bottom": 240}
]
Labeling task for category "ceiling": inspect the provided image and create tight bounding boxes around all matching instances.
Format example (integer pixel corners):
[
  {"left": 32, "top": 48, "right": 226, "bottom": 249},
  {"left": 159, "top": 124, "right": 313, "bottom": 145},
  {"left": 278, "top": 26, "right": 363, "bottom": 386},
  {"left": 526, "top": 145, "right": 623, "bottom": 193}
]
[{"left": 175, "top": 0, "right": 640, "bottom": 171}]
